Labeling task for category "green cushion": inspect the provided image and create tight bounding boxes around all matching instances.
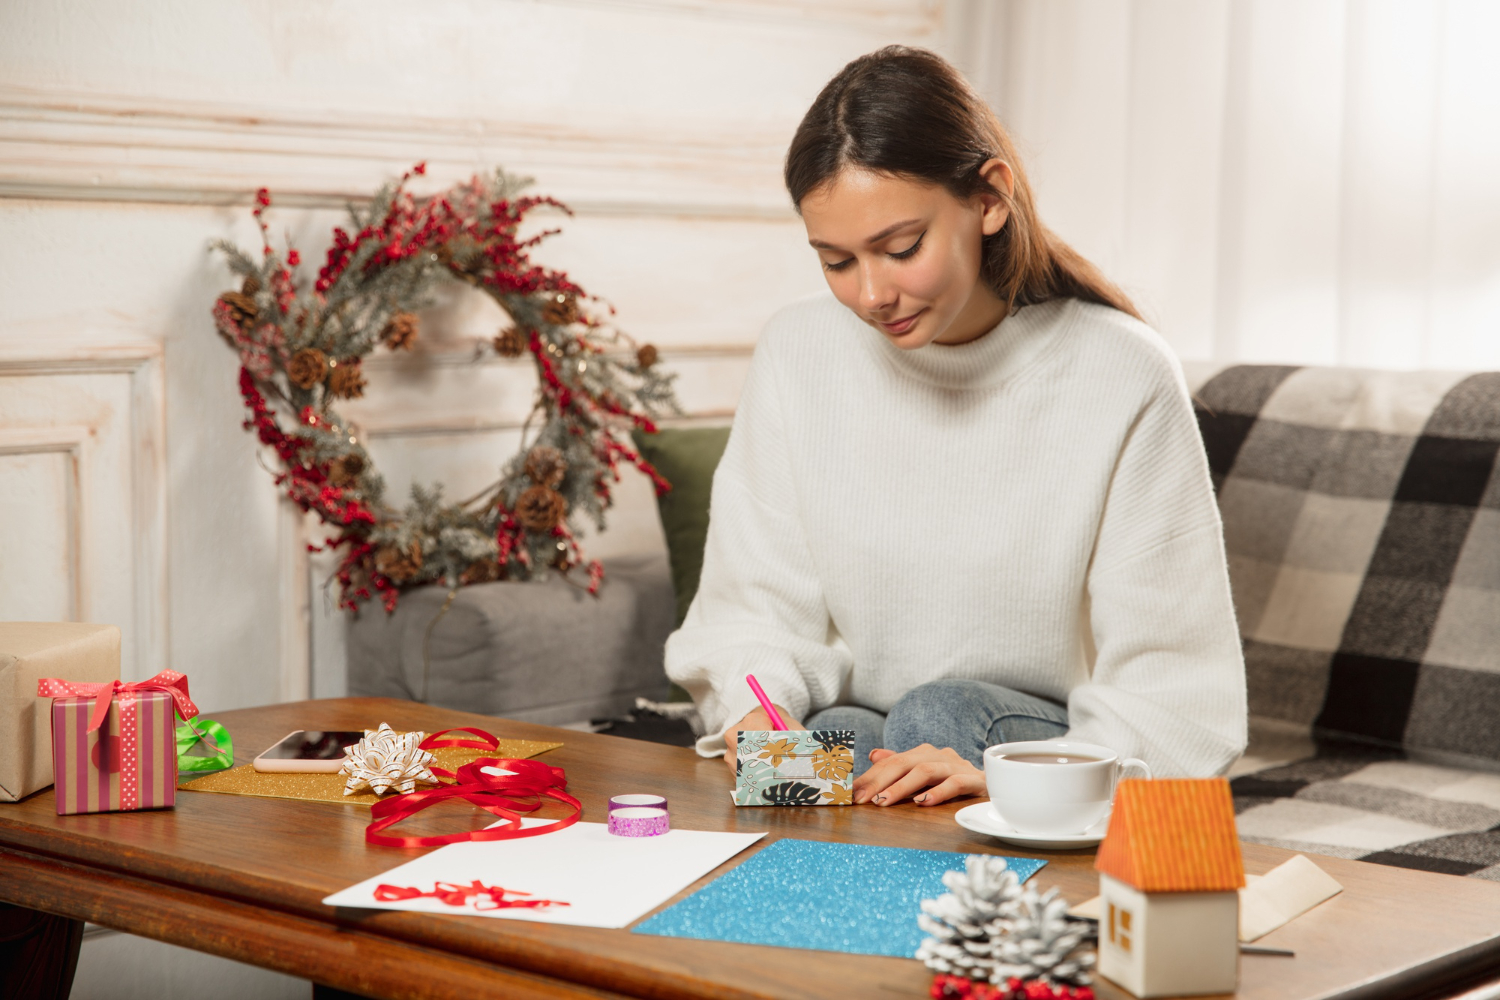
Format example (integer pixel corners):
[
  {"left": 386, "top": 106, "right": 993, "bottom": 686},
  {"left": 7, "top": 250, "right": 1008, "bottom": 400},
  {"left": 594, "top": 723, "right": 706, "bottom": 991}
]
[{"left": 632, "top": 426, "right": 731, "bottom": 627}]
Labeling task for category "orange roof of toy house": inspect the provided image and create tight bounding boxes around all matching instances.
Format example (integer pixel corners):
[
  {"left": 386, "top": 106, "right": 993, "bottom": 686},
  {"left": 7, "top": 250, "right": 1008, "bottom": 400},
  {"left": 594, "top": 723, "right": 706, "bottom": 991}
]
[{"left": 1094, "top": 778, "right": 1245, "bottom": 892}]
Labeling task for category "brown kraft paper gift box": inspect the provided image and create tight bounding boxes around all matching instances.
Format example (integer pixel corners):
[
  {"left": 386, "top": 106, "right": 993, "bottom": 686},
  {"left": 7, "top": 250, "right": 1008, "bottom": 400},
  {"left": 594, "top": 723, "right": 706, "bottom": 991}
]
[{"left": 0, "top": 623, "right": 121, "bottom": 802}]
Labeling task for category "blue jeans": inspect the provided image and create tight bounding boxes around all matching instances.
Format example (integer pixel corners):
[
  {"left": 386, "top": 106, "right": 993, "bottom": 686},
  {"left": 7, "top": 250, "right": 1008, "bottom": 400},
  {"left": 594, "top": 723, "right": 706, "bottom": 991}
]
[{"left": 805, "top": 678, "right": 1070, "bottom": 777}]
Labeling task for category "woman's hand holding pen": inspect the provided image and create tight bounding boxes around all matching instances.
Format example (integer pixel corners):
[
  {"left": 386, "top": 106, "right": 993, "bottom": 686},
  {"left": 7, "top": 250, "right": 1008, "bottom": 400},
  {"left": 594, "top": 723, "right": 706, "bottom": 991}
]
[
  {"left": 723, "top": 705, "right": 806, "bottom": 774},
  {"left": 852, "top": 745, "right": 985, "bottom": 807}
]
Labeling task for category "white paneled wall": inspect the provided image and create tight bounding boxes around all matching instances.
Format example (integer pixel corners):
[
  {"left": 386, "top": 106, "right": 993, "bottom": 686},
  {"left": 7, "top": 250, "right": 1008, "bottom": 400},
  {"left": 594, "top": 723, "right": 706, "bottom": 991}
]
[
  {"left": 0, "top": 0, "right": 943, "bottom": 714},
  {"left": 949, "top": 0, "right": 1500, "bottom": 370},
  {"left": 1, "top": 3, "right": 941, "bottom": 995}
]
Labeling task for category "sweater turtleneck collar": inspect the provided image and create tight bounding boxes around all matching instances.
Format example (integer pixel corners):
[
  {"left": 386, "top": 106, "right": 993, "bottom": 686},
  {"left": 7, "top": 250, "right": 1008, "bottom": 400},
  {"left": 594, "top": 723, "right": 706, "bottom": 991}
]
[{"left": 862, "top": 297, "right": 1075, "bottom": 390}]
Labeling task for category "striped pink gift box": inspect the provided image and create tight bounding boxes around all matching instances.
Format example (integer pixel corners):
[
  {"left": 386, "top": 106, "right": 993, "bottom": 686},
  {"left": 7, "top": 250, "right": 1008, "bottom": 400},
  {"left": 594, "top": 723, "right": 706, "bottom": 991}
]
[{"left": 50, "top": 690, "right": 177, "bottom": 815}]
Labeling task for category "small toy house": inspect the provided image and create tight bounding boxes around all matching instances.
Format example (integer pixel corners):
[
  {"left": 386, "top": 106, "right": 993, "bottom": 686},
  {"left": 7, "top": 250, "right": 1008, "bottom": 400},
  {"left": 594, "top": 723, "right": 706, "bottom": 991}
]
[{"left": 1094, "top": 778, "right": 1245, "bottom": 998}]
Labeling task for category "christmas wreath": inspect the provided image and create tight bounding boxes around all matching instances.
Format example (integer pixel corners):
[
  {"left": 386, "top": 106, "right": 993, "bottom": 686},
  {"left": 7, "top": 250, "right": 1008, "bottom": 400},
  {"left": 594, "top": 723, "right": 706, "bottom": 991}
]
[{"left": 211, "top": 165, "right": 680, "bottom": 612}]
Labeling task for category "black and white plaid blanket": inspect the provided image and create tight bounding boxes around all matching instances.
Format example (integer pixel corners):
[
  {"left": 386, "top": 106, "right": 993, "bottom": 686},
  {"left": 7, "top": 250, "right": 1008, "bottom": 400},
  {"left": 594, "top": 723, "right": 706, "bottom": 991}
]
[{"left": 1191, "top": 364, "right": 1500, "bottom": 880}]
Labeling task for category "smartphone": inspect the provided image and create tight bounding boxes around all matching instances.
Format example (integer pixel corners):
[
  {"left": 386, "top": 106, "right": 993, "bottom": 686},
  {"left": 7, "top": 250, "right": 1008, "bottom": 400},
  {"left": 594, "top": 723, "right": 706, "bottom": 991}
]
[{"left": 252, "top": 730, "right": 365, "bottom": 773}]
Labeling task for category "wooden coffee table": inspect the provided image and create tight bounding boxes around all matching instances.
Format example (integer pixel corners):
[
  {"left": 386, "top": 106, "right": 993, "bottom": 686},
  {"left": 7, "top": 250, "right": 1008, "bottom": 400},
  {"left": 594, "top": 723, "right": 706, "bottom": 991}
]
[{"left": 3, "top": 697, "right": 1499, "bottom": 999}]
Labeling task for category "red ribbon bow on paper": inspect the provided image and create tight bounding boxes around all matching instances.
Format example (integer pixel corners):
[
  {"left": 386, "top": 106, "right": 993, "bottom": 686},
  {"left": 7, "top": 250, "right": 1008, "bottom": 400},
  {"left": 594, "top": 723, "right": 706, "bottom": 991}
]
[
  {"left": 365, "top": 756, "right": 581, "bottom": 848},
  {"left": 372, "top": 880, "right": 569, "bottom": 911},
  {"left": 37, "top": 670, "right": 201, "bottom": 733}
]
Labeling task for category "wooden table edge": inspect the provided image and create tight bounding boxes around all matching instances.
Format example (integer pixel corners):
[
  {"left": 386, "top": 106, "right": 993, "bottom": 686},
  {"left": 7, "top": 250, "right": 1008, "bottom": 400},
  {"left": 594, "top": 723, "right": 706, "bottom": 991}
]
[
  {"left": 0, "top": 819, "right": 801, "bottom": 1000},
  {"left": 0, "top": 844, "right": 638, "bottom": 1000}
]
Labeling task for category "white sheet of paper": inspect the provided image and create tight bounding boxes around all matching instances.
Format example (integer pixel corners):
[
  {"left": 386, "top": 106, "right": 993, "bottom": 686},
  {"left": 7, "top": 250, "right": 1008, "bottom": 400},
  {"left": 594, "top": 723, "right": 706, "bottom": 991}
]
[{"left": 322, "top": 819, "right": 765, "bottom": 928}]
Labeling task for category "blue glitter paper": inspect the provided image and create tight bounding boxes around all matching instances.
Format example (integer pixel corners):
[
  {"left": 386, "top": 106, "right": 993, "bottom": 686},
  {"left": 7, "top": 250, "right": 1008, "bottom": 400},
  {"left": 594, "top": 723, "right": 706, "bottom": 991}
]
[{"left": 633, "top": 838, "right": 1045, "bottom": 958}]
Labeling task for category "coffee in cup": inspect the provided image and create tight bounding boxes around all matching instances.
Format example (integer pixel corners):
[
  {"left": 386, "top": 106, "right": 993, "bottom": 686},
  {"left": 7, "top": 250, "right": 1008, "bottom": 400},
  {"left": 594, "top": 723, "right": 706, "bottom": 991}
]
[{"left": 982, "top": 740, "right": 1150, "bottom": 836}]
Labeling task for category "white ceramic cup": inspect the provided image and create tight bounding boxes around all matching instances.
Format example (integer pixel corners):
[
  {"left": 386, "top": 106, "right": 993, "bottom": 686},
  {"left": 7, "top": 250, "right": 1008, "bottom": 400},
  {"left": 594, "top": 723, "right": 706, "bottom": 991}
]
[{"left": 983, "top": 740, "right": 1151, "bottom": 836}]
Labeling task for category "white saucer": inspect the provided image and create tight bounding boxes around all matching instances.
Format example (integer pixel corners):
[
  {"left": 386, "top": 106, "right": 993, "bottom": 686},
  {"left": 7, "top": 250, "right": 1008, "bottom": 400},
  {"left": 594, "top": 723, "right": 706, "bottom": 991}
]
[{"left": 954, "top": 802, "right": 1109, "bottom": 851}]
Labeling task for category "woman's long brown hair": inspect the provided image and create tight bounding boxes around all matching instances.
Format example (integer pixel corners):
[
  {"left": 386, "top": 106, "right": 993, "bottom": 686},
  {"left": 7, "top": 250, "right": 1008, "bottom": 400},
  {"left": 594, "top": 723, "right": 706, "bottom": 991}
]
[{"left": 785, "top": 45, "right": 1141, "bottom": 322}]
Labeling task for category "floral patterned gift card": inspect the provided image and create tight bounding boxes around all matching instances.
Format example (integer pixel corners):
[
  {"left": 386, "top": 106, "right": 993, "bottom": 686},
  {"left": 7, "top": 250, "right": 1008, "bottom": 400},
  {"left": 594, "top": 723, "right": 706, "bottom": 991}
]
[{"left": 734, "top": 730, "right": 856, "bottom": 806}]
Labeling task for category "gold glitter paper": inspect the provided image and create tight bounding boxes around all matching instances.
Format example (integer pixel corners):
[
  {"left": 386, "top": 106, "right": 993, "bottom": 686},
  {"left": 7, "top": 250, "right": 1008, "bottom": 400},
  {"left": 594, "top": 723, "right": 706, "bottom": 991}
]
[{"left": 177, "top": 741, "right": 563, "bottom": 807}]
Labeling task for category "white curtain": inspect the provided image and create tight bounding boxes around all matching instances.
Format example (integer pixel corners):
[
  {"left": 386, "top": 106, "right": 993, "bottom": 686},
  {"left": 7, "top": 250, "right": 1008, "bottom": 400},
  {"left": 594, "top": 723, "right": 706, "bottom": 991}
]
[{"left": 946, "top": 0, "right": 1500, "bottom": 370}]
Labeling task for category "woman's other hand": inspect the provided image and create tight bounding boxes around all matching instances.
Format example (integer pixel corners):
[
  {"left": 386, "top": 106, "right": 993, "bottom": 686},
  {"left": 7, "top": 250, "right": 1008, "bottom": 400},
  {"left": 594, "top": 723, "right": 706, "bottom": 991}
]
[
  {"left": 852, "top": 744, "right": 985, "bottom": 806},
  {"left": 723, "top": 706, "right": 805, "bottom": 775}
]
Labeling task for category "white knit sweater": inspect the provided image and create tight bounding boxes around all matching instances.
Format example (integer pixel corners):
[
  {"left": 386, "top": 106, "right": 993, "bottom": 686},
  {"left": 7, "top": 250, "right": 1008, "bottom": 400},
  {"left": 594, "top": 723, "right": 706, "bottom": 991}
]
[{"left": 665, "top": 295, "right": 1247, "bottom": 777}]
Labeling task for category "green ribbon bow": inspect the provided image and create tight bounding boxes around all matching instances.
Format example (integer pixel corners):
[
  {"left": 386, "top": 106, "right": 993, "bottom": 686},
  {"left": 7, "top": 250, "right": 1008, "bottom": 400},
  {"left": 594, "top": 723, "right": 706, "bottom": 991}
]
[{"left": 176, "top": 716, "right": 234, "bottom": 773}]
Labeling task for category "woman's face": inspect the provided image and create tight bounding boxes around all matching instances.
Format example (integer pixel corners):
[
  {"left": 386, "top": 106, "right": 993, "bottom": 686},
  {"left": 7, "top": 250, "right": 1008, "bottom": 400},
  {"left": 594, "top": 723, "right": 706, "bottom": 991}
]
[{"left": 800, "top": 164, "right": 1012, "bottom": 349}]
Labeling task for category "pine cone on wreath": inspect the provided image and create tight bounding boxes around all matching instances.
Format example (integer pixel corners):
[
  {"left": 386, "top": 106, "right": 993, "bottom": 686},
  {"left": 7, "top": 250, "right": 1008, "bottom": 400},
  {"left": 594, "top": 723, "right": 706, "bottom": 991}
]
[
  {"left": 524, "top": 446, "right": 567, "bottom": 488},
  {"left": 636, "top": 343, "right": 659, "bottom": 369},
  {"left": 917, "top": 856, "right": 1095, "bottom": 987},
  {"left": 241, "top": 275, "right": 262, "bottom": 297},
  {"left": 327, "top": 360, "right": 367, "bottom": 399},
  {"left": 540, "top": 292, "right": 579, "bottom": 326},
  {"left": 381, "top": 312, "right": 420, "bottom": 351},
  {"left": 217, "top": 291, "right": 259, "bottom": 330},
  {"left": 327, "top": 454, "right": 366, "bottom": 488},
  {"left": 515, "top": 485, "right": 566, "bottom": 532},
  {"left": 287, "top": 348, "right": 329, "bottom": 389},
  {"left": 374, "top": 541, "right": 423, "bottom": 583},
  {"left": 460, "top": 559, "right": 502, "bottom": 585},
  {"left": 493, "top": 326, "right": 527, "bottom": 358}
]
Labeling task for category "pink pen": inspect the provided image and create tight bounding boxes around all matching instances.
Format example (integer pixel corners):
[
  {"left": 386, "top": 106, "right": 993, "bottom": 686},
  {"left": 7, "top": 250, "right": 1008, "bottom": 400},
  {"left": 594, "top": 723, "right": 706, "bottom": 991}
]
[{"left": 745, "top": 674, "right": 788, "bottom": 731}]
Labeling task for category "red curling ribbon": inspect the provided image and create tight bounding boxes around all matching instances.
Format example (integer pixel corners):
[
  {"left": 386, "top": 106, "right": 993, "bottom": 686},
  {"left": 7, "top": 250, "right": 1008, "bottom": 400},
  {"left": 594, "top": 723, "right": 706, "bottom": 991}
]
[
  {"left": 372, "top": 880, "right": 568, "bottom": 912},
  {"left": 365, "top": 757, "right": 581, "bottom": 848},
  {"left": 417, "top": 727, "right": 501, "bottom": 752}
]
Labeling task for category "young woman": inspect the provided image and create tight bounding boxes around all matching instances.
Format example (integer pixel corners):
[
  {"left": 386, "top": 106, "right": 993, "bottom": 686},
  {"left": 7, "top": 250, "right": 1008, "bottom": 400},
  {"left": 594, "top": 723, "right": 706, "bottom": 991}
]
[{"left": 664, "top": 46, "right": 1246, "bottom": 808}]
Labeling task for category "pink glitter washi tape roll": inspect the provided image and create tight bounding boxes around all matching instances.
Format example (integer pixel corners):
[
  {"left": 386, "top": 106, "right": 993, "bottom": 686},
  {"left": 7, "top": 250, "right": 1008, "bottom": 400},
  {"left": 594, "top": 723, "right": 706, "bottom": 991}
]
[
  {"left": 607, "top": 806, "right": 670, "bottom": 837},
  {"left": 607, "top": 793, "right": 667, "bottom": 813}
]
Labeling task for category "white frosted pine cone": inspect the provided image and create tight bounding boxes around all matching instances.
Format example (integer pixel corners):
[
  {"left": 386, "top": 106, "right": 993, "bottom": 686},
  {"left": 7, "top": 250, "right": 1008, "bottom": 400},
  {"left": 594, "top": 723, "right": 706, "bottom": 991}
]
[{"left": 917, "top": 855, "right": 1096, "bottom": 986}]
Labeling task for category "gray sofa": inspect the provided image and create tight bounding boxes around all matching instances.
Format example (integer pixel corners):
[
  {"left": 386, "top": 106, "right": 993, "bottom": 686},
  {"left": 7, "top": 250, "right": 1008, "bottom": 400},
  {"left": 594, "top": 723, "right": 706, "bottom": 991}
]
[{"left": 346, "top": 551, "right": 674, "bottom": 725}]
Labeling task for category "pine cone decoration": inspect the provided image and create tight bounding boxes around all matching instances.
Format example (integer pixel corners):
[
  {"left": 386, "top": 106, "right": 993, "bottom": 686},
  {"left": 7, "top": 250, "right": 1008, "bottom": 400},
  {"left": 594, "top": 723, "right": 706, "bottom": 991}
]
[
  {"left": 493, "top": 326, "right": 527, "bottom": 358},
  {"left": 382, "top": 312, "right": 420, "bottom": 351},
  {"left": 327, "top": 453, "right": 366, "bottom": 488},
  {"left": 327, "top": 360, "right": 367, "bottom": 399},
  {"left": 636, "top": 343, "right": 659, "bottom": 369},
  {"left": 218, "top": 291, "right": 259, "bottom": 330},
  {"left": 524, "top": 446, "right": 567, "bottom": 488},
  {"left": 917, "top": 856, "right": 1095, "bottom": 987},
  {"left": 286, "top": 348, "right": 329, "bottom": 389},
  {"left": 515, "top": 485, "right": 566, "bottom": 532},
  {"left": 374, "top": 541, "right": 423, "bottom": 583},
  {"left": 460, "top": 559, "right": 502, "bottom": 585},
  {"left": 540, "top": 292, "right": 579, "bottom": 326},
  {"left": 241, "top": 275, "right": 262, "bottom": 297}
]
